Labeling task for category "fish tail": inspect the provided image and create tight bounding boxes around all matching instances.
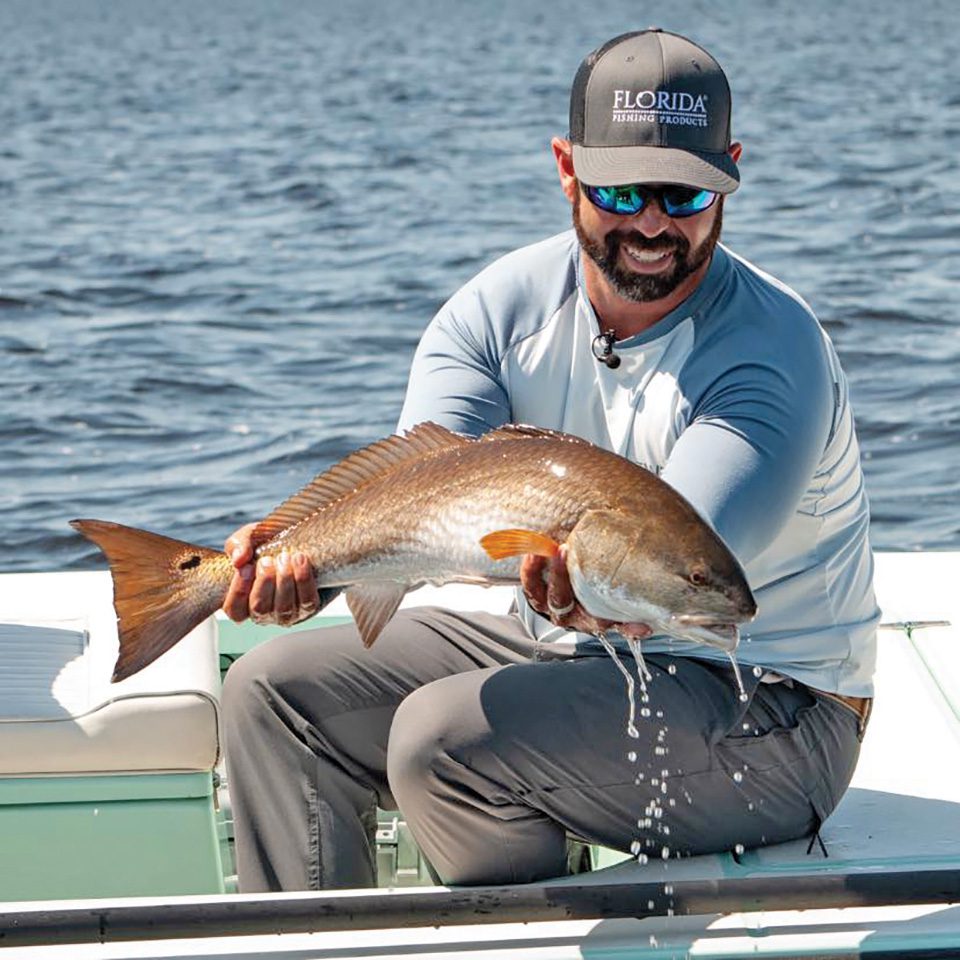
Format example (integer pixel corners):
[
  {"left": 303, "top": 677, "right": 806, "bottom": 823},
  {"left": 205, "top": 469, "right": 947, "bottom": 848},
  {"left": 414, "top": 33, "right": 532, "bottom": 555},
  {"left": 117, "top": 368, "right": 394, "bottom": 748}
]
[{"left": 70, "top": 519, "right": 233, "bottom": 682}]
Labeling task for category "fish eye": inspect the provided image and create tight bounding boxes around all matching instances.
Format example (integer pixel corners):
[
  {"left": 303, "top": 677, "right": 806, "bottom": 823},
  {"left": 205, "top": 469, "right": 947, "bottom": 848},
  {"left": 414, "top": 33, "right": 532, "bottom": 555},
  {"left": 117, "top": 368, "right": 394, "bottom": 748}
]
[{"left": 687, "top": 567, "right": 708, "bottom": 586}]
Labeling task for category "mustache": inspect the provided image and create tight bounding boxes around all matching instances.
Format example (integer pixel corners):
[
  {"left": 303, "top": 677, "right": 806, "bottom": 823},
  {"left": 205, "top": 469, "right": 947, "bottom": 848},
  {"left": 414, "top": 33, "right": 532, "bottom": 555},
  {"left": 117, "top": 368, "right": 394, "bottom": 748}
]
[{"left": 606, "top": 231, "right": 689, "bottom": 256}]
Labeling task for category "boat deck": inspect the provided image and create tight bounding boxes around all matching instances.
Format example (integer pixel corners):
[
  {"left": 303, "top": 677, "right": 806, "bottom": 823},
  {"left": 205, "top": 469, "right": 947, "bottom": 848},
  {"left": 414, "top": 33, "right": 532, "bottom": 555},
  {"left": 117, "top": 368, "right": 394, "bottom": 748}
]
[{"left": 1, "top": 551, "right": 959, "bottom": 957}]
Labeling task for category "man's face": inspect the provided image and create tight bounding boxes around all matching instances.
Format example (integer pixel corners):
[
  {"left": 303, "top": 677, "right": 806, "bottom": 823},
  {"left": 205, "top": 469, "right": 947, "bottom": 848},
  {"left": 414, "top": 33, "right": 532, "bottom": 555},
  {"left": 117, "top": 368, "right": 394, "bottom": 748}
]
[{"left": 573, "top": 183, "right": 724, "bottom": 304}]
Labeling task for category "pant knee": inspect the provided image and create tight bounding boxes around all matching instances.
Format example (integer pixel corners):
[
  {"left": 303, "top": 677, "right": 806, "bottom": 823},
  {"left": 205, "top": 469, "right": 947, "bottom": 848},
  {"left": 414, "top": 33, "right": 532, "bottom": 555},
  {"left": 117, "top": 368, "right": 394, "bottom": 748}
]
[
  {"left": 221, "top": 640, "right": 270, "bottom": 723},
  {"left": 386, "top": 685, "right": 451, "bottom": 801}
]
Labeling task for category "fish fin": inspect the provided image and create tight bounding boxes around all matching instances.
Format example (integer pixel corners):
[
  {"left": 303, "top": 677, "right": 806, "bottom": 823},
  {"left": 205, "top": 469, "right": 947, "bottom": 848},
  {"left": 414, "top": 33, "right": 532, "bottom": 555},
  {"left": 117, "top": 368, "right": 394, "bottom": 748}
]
[
  {"left": 480, "top": 423, "right": 593, "bottom": 446},
  {"left": 251, "top": 423, "right": 471, "bottom": 545},
  {"left": 345, "top": 582, "right": 408, "bottom": 648},
  {"left": 480, "top": 529, "right": 561, "bottom": 561},
  {"left": 70, "top": 520, "right": 232, "bottom": 682}
]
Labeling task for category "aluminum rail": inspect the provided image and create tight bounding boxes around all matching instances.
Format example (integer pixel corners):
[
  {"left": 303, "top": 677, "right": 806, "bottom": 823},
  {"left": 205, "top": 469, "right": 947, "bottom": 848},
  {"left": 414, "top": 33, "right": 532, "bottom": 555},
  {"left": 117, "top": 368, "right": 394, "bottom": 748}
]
[{"left": 2, "top": 867, "right": 960, "bottom": 947}]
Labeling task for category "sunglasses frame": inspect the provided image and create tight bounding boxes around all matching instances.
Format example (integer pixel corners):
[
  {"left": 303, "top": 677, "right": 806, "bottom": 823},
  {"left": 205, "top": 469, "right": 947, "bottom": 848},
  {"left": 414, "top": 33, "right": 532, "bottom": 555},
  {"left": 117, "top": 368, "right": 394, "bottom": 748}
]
[{"left": 583, "top": 182, "right": 719, "bottom": 219}]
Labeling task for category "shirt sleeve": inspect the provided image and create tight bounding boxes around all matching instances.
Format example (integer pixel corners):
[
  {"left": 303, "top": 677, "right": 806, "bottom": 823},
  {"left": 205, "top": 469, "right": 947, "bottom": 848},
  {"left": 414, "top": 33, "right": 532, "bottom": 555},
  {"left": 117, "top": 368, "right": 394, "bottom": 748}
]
[
  {"left": 661, "top": 343, "right": 835, "bottom": 564},
  {"left": 397, "top": 291, "right": 512, "bottom": 437}
]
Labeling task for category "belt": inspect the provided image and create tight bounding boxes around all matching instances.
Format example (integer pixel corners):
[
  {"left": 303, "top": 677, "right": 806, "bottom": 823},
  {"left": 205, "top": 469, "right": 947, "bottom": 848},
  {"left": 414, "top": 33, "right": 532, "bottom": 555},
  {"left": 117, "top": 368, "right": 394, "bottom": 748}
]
[{"left": 809, "top": 687, "right": 872, "bottom": 737}]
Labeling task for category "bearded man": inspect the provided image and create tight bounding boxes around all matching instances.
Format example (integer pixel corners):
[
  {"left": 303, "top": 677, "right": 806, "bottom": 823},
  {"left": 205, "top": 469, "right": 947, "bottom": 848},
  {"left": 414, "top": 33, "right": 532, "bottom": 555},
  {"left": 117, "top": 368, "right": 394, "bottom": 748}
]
[{"left": 221, "top": 29, "right": 879, "bottom": 892}]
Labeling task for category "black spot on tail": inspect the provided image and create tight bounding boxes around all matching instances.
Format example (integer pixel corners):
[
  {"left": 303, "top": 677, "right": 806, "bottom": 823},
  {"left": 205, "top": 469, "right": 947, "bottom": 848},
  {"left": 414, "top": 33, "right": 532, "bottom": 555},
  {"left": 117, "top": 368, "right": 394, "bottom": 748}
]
[{"left": 179, "top": 555, "right": 201, "bottom": 571}]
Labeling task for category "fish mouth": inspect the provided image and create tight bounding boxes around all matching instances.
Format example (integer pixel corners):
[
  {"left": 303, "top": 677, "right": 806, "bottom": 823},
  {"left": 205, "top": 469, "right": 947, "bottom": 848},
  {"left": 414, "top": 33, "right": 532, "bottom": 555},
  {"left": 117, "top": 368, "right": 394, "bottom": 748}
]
[{"left": 669, "top": 616, "right": 741, "bottom": 652}]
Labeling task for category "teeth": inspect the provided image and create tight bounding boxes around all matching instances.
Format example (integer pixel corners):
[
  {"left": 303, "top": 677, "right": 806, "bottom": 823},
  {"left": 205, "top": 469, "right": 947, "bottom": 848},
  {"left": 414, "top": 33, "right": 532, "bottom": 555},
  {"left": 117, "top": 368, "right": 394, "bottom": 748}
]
[{"left": 624, "top": 245, "right": 671, "bottom": 263}]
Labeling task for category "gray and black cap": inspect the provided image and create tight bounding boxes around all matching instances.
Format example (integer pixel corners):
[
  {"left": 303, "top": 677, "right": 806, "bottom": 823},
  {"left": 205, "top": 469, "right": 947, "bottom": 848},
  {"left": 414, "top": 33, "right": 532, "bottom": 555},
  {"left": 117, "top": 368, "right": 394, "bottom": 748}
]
[{"left": 569, "top": 29, "right": 739, "bottom": 194}]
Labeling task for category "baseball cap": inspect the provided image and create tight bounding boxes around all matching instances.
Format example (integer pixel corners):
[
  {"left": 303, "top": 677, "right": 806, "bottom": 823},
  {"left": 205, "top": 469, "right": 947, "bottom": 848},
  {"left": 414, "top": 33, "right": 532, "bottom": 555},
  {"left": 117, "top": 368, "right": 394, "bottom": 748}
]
[{"left": 569, "top": 29, "right": 740, "bottom": 194}]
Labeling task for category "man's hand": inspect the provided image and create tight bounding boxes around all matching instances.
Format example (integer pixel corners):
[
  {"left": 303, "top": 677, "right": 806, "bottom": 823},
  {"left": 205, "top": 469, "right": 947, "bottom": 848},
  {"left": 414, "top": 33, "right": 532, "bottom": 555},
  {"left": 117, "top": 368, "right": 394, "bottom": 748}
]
[
  {"left": 222, "top": 524, "right": 321, "bottom": 626},
  {"left": 520, "top": 544, "right": 653, "bottom": 639}
]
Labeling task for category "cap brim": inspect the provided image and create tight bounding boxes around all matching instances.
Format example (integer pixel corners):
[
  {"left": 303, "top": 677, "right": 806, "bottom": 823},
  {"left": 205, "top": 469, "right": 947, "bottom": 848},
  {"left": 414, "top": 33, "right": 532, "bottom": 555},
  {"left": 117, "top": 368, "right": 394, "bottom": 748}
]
[{"left": 572, "top": 144, "right": 740, "bottom": 194}]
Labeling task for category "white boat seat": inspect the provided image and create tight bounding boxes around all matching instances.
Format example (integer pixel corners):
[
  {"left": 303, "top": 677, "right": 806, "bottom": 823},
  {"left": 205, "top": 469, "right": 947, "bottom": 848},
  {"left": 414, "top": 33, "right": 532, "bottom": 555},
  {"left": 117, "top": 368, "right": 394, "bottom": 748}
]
[{"left": 0, "top": 570, "right": 220, "bottom": 776}]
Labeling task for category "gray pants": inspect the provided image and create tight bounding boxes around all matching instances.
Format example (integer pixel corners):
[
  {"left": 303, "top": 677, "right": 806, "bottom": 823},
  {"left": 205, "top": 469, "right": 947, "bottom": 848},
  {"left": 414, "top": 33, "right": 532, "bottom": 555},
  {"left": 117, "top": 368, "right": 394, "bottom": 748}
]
[{"left": 221, "top": 607, "right": 861, "bottom": 892}]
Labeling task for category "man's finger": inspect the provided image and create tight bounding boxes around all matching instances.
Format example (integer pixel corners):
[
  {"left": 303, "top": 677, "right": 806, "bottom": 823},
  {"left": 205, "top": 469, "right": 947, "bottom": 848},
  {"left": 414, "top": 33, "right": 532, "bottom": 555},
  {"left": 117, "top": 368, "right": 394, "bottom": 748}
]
[
  {"left": 224, "top": 523, "right": 258, "bottom": 568},
  {"left": 545, "top": 552, "right": 576, "bottom": 624},
  {"left": 249, "top": 556, "right": 278, "bottom": 624},
  {"left": 222, "top": 564, "right": 255, "bottom": 622},
  {"left": 520, "top": 554, "right": 550, "bottom": 614},
  {"left": 273, "top": 551, "right": 298, "bottom": 623},
  {"left": 292, "top": 552, "right": 320, "bottom": 620}
]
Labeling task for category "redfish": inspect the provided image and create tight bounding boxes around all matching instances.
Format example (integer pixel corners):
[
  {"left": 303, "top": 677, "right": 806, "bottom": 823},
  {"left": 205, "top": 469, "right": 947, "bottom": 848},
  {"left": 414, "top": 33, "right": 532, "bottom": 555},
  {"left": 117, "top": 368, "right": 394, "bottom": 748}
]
[{"left": 71, "top": 423, "right": 756, "bottom": 682}]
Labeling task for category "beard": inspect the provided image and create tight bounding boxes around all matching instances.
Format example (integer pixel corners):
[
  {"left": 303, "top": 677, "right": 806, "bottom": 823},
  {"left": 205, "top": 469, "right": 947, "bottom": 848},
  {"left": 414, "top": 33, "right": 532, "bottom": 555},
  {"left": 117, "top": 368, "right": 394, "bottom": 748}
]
[{"left": 573, "top": 189, "right": 724, "bottom": 304}]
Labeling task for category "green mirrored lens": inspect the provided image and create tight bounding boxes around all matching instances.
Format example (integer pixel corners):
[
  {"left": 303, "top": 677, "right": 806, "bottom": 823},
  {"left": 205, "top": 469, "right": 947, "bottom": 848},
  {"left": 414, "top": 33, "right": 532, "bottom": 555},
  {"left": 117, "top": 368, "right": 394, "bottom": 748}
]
[
  {"left": 661, "top": 187, "right": 716, "bottom": 216},
  {"left": 588, "top": 185, "right": 646, "bottom": 215}
]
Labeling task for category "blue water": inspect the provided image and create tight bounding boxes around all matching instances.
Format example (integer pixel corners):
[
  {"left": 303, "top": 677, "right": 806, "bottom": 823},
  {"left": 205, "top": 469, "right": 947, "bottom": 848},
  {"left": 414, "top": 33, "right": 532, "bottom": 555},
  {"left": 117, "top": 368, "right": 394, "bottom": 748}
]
[{"left": 2, "top": 0, "right": 958, "bottom": 572}]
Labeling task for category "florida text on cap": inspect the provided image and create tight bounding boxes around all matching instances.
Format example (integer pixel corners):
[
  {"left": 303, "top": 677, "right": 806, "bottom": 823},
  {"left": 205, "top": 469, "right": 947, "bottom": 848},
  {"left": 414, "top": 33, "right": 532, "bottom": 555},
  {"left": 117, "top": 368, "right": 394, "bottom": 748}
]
[{"left": 569, "top": 29, "right": 740, "bottom": 194}]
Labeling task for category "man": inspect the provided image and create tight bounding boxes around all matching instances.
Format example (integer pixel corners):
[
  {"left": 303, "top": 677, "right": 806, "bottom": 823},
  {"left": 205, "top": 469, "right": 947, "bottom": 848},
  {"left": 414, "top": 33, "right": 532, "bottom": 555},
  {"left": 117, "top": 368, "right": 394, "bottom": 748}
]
[{"left": 221, "top": 29, "right": 879, "bottom": 892}]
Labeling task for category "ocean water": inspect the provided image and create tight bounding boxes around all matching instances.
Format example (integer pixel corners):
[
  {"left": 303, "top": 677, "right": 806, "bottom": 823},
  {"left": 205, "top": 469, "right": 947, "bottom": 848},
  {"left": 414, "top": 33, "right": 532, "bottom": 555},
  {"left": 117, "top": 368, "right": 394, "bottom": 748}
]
[{"left": 1, "top": 0, "right": 957, "bottom": 573}]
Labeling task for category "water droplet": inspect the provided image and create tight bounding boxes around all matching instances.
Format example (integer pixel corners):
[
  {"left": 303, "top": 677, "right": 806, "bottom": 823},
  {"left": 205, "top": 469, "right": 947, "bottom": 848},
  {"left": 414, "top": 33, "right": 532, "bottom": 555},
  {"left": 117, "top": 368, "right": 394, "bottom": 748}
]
[
  {"left": 637, "top": 853, "right": 649, "bottom": 865},
  {"left": 664, "top": 884, "right": 674, "bottom": 895},
  {"left": 661, "top": 846, "right": 671, "bottom": 859},
  {"left": 627, "top": 750, "right": 637, "bottom": 762},
  {"left": 733, "top": 771, "right": 743, "bottom": 783},
  {"left": 647, "top": 899, "right": 655, "bottom": 909},
  {"left": 738, "top": 691, "right": 749, "bottom": 703},
  {"left": 630, "top": 840, "right": 642, "bottom": 855},
  {"left": 640, "top": 707, "right": 651, "bottom": 718},
  {"left": 734, "top": 843, "right": 745, "bottom": 855},
  {"left": 752, "top": 665, "right": 763, "bottom": 677},
  {"left": 667, "top": 664, "right": 677, "bottom": 675}
]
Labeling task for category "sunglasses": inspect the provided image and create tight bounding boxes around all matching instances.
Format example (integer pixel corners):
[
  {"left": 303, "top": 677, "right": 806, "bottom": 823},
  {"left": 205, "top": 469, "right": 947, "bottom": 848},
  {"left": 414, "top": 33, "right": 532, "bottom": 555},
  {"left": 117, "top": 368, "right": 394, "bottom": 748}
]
[{"left": 584, "top": 182, "right": 718, "bottom": 219}]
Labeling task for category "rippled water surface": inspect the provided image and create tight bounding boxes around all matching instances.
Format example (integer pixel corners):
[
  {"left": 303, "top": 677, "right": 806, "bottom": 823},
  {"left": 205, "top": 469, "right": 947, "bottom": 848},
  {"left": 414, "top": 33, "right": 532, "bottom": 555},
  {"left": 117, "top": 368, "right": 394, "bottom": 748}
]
[{"left": 2, "top": 0, "right": 958, "bottom": 572}]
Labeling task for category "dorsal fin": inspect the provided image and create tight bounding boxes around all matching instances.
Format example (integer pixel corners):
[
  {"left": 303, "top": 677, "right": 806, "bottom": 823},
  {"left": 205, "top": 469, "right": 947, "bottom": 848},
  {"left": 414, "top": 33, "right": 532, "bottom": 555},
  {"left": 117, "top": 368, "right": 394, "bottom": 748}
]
[
  {"left": 252, "top": 422, "right": 471, "bottom": 545},
  {"left": 480, "top": 423, "right": 591, "bottom": 446}
]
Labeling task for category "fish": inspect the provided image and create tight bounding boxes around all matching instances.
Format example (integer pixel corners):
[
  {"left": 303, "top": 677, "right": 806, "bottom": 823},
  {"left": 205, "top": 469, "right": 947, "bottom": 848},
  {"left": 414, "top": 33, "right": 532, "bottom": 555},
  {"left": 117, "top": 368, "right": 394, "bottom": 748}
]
[{"left": 71, "top": 422, "right": 757, "bottom": 683}]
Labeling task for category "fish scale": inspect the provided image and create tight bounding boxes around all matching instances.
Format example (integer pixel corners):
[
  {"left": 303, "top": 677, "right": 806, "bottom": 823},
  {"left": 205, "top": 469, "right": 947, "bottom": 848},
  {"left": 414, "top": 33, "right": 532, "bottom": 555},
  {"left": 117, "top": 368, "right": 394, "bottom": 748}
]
[{"left": 275, "top": 441, "right": 610, "bottom": 585}]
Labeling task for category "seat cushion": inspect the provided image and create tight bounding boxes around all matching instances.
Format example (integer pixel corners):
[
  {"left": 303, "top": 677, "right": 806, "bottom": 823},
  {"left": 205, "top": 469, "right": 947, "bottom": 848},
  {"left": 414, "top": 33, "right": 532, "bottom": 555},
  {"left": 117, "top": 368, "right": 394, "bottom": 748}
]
[{"left": 0, "top": 571, "right": 220, "bottom": 775}]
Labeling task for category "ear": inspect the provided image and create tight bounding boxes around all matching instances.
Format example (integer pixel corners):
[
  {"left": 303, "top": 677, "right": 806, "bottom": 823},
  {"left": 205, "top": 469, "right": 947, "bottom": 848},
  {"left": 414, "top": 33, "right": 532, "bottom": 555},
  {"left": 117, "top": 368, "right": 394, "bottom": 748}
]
[
  {"left": 728, "top": 141, "right": 743, "bottom": 164},
  {"left": 552, "top": 137, "right": 579, "bottom": 205}
]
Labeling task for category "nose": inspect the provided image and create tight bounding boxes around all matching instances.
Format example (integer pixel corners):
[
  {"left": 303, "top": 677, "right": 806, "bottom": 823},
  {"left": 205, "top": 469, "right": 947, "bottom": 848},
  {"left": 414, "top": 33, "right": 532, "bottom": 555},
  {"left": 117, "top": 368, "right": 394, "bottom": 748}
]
[{"left": 627, "top": 200, "right": 672, "bottom": 238}]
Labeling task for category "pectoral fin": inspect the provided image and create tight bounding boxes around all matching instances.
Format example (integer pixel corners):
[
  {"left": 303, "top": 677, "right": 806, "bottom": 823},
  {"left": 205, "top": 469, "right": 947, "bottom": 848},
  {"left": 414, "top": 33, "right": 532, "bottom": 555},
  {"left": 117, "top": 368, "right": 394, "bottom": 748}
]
[
  {"left": 480, "top": 529, "right": 561, "bottom": 561},
  {"left": 345, "top": 582, "right": 408, "bottom": 647}
]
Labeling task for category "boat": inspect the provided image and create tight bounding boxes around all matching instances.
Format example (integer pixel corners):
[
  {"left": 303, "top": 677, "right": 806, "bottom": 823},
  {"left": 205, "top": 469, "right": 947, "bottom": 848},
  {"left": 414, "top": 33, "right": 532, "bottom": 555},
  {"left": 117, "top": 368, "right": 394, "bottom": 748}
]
[{"left": 1, "top": 550, "right": 959, "bottom": 958}]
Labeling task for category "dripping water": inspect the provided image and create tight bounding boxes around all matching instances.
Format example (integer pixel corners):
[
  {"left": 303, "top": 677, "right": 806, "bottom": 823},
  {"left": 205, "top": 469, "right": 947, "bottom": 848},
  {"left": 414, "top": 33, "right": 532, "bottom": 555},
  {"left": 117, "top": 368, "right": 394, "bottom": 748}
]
[
  {"left": 726, "top": 650, "right": 748, "bottom": 703},
  {"left": 595, "top": 631, "right": 640, "bottom": 739}
]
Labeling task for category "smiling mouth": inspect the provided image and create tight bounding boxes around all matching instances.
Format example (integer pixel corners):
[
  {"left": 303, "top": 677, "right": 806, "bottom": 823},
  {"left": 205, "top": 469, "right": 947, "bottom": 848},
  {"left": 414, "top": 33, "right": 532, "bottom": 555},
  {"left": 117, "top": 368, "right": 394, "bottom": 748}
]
[{"left": 622, "top": 243, "right": 674, "bottom": 269}]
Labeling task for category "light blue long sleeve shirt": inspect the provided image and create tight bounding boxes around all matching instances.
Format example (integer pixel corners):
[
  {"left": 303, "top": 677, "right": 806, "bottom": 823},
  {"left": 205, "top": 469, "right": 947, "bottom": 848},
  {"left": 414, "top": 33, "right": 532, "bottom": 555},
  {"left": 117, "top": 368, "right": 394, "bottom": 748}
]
[{"left": 398, "top": 231, "right": 878, "bottom": 697}]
